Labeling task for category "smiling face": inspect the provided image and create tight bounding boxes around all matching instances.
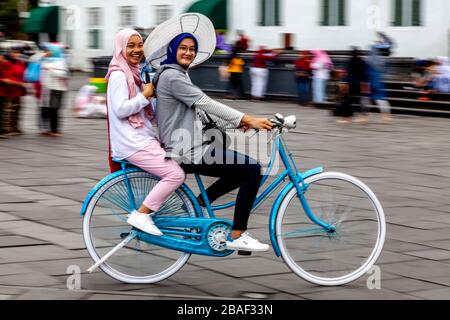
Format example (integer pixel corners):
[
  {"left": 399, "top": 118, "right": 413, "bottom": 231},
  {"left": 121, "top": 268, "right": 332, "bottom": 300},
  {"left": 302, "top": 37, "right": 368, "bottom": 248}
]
[
  {"left": 126, "top": 35, "right": 144, "bottom": 65},
  {"left": 176, "top": 38, "right": 196, "bottom": 67}
]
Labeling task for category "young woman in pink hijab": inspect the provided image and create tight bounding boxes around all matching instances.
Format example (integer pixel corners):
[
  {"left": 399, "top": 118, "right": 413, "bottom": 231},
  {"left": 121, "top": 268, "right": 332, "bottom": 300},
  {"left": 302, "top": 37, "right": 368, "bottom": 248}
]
[
  {"left": 105, "top": 28, "right": 185, "bottom": 236},
  {"left": 311, "top": 49, "right": 333, "bottom": 104}
]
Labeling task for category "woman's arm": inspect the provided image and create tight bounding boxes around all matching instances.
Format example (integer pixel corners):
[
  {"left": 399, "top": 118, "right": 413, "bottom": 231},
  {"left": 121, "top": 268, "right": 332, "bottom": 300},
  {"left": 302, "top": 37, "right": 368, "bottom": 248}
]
[
  {"left": 108, "top": 72, "right": 150, "bottom": 119},
  {"left": 193, "top": 95, "right": 244, "bottom": 129},
  {"left": 1, "top": 78, "right": 25, "bottom": 87},
  {"left": 169, "top": 73, "right": 272, "bottom": 130},
  {"left": 194, "top": 95, "right": 272, "bottom": 131}
]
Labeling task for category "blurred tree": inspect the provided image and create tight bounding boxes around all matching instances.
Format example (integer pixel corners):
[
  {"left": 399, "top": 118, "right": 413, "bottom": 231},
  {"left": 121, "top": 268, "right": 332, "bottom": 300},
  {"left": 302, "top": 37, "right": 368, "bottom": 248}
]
[{"left": 0, "top": 0, "right": 20, "bottom": 36}]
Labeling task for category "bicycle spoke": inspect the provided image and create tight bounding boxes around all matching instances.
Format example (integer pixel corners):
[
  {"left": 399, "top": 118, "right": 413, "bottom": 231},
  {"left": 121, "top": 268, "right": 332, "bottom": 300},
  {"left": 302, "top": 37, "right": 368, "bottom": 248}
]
[
  {"left": 84, "top": 171, "right": 198, "bottom": 283},
  {"left": 277, "top": 172, "right": 385, "bottom": 285}
]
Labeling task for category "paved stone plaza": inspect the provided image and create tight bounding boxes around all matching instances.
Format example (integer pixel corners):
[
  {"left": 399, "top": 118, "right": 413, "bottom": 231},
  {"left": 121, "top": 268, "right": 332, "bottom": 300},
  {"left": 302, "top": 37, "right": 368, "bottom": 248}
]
[{"left": 0, "top": 74, "right": 449, "bottom": 300}]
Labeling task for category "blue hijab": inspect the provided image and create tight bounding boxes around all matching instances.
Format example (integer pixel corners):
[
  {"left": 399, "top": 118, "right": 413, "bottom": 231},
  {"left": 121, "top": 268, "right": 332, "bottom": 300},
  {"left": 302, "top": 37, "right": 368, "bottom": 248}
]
[{"left": 160, "top": 33, "right": 198, "bottom": 67}]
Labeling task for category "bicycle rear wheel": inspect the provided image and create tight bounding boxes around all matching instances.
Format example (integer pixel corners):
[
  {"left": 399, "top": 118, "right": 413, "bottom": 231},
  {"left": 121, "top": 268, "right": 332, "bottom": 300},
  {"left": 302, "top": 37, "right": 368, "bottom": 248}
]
[
  {"left": 276, "top": 172, "right": 385, "bottom": 286},
  {"left": 83, "top": 170, "right": 197, "bottom": 284}
]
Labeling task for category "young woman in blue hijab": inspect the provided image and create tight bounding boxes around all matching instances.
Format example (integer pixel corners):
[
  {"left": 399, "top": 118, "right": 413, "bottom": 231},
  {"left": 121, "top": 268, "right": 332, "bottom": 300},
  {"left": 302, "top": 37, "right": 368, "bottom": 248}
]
[{"left": 152, "top": 30, "right": 274, "bottom": 252}]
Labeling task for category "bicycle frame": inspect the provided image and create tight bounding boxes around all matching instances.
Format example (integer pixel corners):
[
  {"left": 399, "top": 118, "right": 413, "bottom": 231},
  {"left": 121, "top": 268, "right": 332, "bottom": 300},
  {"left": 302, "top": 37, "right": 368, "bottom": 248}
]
[
  {"left": 194, "top": 131, "right": 334, "bottom": 257},
  {"left": 80, "top": 131, "right": 335, "bottom": 258}
]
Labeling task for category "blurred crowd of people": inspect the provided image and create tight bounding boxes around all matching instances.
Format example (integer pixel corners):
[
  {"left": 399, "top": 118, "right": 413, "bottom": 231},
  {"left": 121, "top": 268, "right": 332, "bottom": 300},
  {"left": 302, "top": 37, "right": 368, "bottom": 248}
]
[
  {"left": 0, "top": 42, "right": 69, "bottom": 139},
  {"left": 409, "top": 56, "right": 450, "bottom": 94},
  {"left": 217, "top": 30, "right": 283, "bottom": 101},
  {"left": 2, "top": 29, "right": 449, "bottom": 139},
  {"left": 216, "top": 30, "right": 398, "bottom": 124},
  {"left": 295, "top": 32, "right": 394, "bottom": 124}
]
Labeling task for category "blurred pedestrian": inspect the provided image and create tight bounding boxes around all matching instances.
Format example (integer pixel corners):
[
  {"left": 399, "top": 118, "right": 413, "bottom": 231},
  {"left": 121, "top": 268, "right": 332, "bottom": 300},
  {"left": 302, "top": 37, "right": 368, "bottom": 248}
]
[
  {"left": 346, "top": 48, "right": 370, "bottom": 124},
  {"left": 0, "top": 50, "right": 10, "bottom": 138},
  {"left": 311, "top": 49, "right": 333, "bottom": 104},
  {"left": 2, "top": 47, "right": 27, "bottom": 135},
  {"left": 250, "top": 46, "right": 281, "bottom": 100},
  {"left": 367, "top": 46, "right": 392, "bottom": 123},
  {"left": 226, "top": 47, "right": 245, "bottom": 100},
  {"left": 374, "top": 31, "right": 395, "bottom": 57},
  {"left": 294, "top": 50, "right": 312, "bottom": 106},
  {"left": 40, "top": 43, "right": 69, "bottom": 136},
  {"left": 215, "top": 30, "right": 232, "bottom": 54},
  {"left": 235, "top": 30, "right": 250, "bottom": 51},
  {"left": 433, "top": 56, "right": 450, "bottom": 93},
  {"left": 24, "top": 45, "right": 47, "bottom": 131},
  {"left": 331, "top": 70, "right": 354, "bottom": 123}
]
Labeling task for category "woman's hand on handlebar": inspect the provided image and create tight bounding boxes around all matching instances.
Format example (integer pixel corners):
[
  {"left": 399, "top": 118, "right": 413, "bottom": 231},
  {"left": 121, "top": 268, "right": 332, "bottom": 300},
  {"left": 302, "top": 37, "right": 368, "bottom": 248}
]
[{"left": 240, "top": 115, "right": 273, "bottom": 131}]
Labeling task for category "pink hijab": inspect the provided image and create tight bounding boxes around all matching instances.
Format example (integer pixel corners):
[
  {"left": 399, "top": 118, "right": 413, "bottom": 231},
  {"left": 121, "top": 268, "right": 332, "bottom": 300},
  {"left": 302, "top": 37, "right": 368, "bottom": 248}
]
[
  {"left": 311, "top": 49, "right": 333, "bottom": 69},
  {"left": 105, "top": 28, "right": 153, "bottom": 128}
]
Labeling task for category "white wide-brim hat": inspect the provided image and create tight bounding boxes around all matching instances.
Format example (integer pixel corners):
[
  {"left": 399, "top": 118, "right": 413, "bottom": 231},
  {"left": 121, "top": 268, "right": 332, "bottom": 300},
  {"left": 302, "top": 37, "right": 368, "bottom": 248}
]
[{"left": 144, "top": 13, "right": 216, "bottom": 69}]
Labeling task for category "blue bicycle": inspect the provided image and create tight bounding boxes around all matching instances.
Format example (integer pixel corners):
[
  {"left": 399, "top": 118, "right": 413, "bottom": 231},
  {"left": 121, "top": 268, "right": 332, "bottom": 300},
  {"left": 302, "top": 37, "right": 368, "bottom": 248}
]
[{"left": 81, "top": 114, "right": 386, "bottom": 286}]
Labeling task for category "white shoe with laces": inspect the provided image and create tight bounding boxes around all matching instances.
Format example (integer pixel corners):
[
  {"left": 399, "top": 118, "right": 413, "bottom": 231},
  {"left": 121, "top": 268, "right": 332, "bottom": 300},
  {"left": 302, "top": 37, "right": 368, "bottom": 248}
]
[
  {"left": 127, "top": 210, "right": 163, "bottom": 236},
  {"left": 225, "top": 232, "right": 270, "bottom": 252}
]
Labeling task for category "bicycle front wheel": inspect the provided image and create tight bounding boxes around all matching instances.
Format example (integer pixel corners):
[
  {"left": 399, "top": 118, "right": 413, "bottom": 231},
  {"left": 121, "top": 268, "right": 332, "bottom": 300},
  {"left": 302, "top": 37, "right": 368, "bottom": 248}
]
[
  {"left": 276, "top": 172, "right": 386, "bottom": 286},
  {"left": 83, "top": 170, "right": 197, "bottom": 284}
]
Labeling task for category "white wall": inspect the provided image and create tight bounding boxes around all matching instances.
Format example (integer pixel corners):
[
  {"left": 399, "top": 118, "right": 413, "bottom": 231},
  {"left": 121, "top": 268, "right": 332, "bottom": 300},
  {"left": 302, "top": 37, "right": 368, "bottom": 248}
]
[
  {"left": 53, "top": 0, "right": 450, "bottom": 70},
  {"left": 230, "top": 0, "right": 450, "bottom": 58},
  {"left": 55, "top": 0, "right": 192, "bottom": 70}
]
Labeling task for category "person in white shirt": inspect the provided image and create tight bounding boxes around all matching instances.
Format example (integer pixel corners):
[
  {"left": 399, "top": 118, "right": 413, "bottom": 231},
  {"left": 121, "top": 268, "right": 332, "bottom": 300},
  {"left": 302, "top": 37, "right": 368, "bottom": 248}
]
[
  {"left": 311, "top": 49, "right": 333, "bottom": 104},
  {"left": 41, "top": 43, "right": 69, "bottom": 136},
  {"left": 105, "top": 28, "right": 186, "bottom": 236}
]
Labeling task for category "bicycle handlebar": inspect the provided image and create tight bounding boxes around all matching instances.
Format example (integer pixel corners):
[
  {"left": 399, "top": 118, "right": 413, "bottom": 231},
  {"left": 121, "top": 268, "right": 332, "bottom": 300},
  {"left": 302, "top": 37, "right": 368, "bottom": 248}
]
[{"left": 270, "top": 113, "right": 297, "bottom": 130}]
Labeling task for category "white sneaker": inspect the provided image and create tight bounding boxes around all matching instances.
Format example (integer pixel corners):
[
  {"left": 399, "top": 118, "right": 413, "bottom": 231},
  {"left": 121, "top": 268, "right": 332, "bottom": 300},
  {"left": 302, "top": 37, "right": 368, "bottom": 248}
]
[
  {"left": 226, "top": 232, "right": 270, "bottom": 252},
  {"left": 126, "top": 210, "right": 163, "bottom": 236}
]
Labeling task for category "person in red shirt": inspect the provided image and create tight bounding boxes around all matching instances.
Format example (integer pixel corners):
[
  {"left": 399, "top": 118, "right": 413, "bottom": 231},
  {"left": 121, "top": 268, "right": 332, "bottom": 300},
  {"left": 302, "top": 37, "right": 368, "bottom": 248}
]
[
  {"left": 250, "top": 46, "right": 282, "bottom": 100},
  {"left": 0, "top": 51, "right": 11, "bottom": 138},
  {"left": 294, "top": 50, "right": 313, "bottom": 106},
  {"left": 235, "top": 30, "right": 250, "bottom": 51},
  {"left": 1, "top": 48, "right": 27, "bottom": 135}
]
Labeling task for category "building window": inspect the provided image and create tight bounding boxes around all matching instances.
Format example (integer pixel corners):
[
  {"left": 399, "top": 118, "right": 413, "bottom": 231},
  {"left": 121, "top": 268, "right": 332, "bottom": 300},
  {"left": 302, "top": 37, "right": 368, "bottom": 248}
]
[
  {"left": 87, "top": 8, "right": 102, "bottom": 49},
  {"left": 321, "top": 0, "right": 346, "bottom": 26},
  {"left": 259, "top": 0, "right": 281, "bottom": 26},
  {"left": 392, "top": 0, "right": 422, "bottom": 26},
  {"left": 154, "top": 5, "right": 172, "bottom": 25},
  {"left": 62, "top": 8, "right": 75, "bottom": 48},
  {"left": 119, "top": 6, "right": 136, "bottom": 27}
]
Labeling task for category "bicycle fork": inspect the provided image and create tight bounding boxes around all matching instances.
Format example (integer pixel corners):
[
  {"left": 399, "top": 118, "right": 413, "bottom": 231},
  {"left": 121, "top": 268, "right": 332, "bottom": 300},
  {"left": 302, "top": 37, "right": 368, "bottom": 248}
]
[{"left": 292, "top": 176, "right": 336, "bottom": 234}]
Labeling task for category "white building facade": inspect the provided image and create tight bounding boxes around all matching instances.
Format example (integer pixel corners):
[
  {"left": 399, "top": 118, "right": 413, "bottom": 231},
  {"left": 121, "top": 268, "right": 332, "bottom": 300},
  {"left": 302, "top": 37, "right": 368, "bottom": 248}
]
[
  {"left": 51, "top": 0, "right": 193, "bottom": 70},
  {"left": 48, "top": 0, "right": 450, "bottom": 70},
  {"left": 231, "top": 0, "right": 450, "bottom": 58}
]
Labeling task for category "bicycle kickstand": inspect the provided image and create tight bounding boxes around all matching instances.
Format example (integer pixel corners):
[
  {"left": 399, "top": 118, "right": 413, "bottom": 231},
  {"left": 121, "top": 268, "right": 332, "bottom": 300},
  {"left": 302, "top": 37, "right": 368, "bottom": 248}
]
[{"left": 87, "top": 231, "right": 139, "bottom": 273}]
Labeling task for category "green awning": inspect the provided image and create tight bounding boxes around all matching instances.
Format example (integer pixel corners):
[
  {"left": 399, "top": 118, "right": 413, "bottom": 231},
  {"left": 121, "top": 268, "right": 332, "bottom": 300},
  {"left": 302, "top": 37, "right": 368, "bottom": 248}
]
[
  {"left": 22, "top": 6, "right": 59, "bottom": 34},
  {"left": 186, "top": 0, "right": 227, "bottom": 30}
]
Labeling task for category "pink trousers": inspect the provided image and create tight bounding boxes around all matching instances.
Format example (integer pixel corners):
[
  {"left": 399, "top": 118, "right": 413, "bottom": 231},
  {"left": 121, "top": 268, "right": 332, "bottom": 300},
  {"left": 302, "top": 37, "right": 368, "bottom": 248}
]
[{"left": 126, "top": 140, "right": 185, "bottom": 211}]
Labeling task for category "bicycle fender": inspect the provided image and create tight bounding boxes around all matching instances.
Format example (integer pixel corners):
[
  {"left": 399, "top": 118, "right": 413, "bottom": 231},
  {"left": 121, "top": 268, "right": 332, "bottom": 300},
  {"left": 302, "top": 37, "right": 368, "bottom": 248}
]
[
  {"left": 80, "top": 168, "right": 142, "bottom": 216},
  {"left": 80, "top": 168, "right": 204, "bottom": 217},
  {"left": 269, "top": 167, "right": 323, "bottom": 256}
]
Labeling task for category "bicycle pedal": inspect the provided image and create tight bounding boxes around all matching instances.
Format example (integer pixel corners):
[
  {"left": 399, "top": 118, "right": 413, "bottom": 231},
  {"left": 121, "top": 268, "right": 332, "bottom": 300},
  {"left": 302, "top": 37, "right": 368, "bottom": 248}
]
[{"left": 237, "top": 250, "right": 252, "bottom": 256}]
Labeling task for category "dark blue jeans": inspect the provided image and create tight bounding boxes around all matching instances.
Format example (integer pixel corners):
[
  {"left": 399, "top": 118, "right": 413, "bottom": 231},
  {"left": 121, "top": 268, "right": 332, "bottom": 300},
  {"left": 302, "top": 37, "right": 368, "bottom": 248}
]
[
  {"left": 297, "top": 78, "right": 311, "bottom": 105},
  {"left": 0, "top": 97, "right": 5, "bottom": 134},
  {"left": 180, "top": 149, "right": 262, "bottom": 231}
]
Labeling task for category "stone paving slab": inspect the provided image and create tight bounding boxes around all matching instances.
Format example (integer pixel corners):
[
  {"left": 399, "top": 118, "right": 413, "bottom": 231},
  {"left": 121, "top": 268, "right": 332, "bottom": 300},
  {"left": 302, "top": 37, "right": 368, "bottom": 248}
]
[
  {"left": 0, "top": 235, "right": 48, "bottom": 247},
  {"left": 0, "top": 76, "right": 450, "bottom": 299},
  {"left": 0, "top": 245, "right": 82, "bottom": 264},
  {"left": 298, "top": 287, "right": 420, "bottom": 300},
  {"left": 0, "top": 220, "right": 85, "bottom": 250},
  {"left": 189, "top": 257, "right": 292, "bottom": 278},
  {"left": 408, "top": 287, "right": 450, "bottom": 300},
  {"left": 403, "top": 249, "right": 450, "bottom": 261}
]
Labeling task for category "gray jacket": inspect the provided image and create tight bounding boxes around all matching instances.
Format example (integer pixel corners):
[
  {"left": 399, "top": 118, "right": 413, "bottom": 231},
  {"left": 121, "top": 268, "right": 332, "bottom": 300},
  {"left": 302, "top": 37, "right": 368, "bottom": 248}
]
[{"left": 154, "top": 64, "right": 244, "bottom": 164}]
